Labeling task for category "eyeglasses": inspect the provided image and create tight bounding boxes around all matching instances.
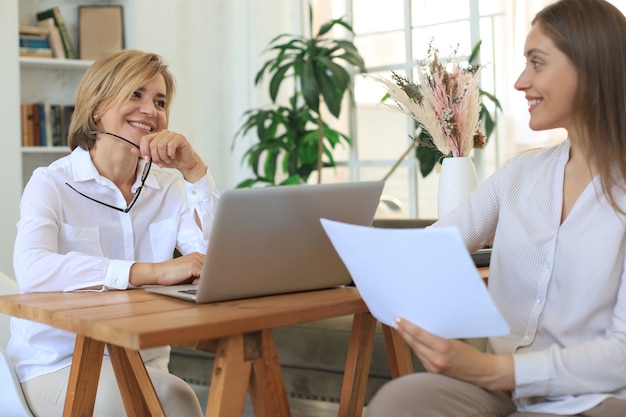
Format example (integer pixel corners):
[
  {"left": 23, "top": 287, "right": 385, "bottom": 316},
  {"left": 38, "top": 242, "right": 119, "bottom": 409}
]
[{"left": 65, "top": 131, "right": 152, "bottom": 213}]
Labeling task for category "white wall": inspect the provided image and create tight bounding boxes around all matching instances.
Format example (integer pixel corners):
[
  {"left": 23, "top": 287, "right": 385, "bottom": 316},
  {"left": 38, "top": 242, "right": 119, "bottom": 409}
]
[
  {"left": 127, "top": 0, "right": 305, "bottom": 191},
  {"left": 0, "top": 1, "right": 23, "bottom": 277}
]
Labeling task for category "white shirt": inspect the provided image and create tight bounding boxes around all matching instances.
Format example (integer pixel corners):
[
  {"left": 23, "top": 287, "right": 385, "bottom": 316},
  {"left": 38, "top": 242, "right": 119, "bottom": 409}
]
[
  {"left": 8, "top": 147, "right": 219, "bottom": 382},
  {"left": 435, "top": 140, "right": 626, "bottom": 414}
]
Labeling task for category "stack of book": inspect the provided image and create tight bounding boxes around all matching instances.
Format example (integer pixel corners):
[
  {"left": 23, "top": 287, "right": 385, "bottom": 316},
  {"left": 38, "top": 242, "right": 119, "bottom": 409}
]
[
  {"left": 19, "top": 25, "right": 53, "bottom": 58},
  {"left": 36, "top": 7, "right": 76, "bottom": 59},
  {"left": 18, "top": 7, "right": 76, "bottom": 59},
  {"left": 21, "top": 102, "right": 75, "bottom": 147}
]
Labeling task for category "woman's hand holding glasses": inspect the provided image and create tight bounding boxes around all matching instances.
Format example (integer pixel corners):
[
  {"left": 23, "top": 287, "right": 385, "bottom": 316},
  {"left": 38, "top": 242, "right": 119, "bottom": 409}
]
[{"left": 135, "top": 129, "right": 207, "bottom": 183}]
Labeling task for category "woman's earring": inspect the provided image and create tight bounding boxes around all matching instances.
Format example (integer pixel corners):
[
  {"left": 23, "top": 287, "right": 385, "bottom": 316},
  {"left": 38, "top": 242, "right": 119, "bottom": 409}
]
[{"left": 93, "top": 115, "right": 99, "bottom": 123}]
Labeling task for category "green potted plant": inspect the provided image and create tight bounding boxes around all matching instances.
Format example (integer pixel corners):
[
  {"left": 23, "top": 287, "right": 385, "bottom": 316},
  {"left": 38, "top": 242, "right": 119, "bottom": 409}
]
[{"left": 233, "top": 5, "right": 366, "bottom": 187}]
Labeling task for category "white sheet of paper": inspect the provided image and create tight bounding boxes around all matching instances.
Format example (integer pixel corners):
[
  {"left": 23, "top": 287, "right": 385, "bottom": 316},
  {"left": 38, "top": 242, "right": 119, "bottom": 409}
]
[{"left": 321, "top": 218, "right": 509, "bottom": 339}]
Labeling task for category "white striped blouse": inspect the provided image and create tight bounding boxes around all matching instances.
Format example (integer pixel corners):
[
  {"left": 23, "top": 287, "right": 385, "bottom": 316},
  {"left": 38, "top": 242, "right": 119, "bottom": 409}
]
[{"left": 434, "top": 139, "right": 626, "bottom": 414}]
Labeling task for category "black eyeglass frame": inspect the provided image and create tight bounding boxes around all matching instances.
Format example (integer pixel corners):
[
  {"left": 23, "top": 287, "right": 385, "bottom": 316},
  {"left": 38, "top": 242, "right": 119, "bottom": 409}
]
[{"left": 65, "top": 131, "right": 152, "bottom": 213}]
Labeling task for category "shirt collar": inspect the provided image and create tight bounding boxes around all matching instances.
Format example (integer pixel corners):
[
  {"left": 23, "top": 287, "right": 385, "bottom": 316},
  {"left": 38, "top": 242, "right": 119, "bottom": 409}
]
[{"left": 70, "top": 147, "right": 160, "bottom": 190}]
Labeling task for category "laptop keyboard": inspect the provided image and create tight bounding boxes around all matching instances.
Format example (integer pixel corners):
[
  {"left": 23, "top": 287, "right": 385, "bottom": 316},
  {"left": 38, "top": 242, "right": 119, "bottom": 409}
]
[{"left": 471, "top": 248, "right": 492, "bottom": 267}]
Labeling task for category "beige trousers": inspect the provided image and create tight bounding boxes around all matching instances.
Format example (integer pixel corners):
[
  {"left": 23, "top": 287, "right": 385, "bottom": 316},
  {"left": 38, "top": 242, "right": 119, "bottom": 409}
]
[
  {"left": 21, "top": 358, "right": 203, "bottom": 417},
  {"left": 365, "top": 373, "right": 626, "bottom": 417}
]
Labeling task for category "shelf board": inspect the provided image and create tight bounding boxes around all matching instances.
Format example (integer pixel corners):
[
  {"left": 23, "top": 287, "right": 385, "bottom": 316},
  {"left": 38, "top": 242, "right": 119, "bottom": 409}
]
[
  {"left": 22, "top": 146, "right": 70, "bottom": 153},
  {"left": 19, "top": 57, "right": 93, "bottom": 70}
]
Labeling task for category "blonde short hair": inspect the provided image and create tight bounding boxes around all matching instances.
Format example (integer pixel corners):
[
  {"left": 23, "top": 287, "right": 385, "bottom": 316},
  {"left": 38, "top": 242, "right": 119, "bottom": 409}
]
[{"left": 68, "top": 50, "right": 176, "bottom": 150}]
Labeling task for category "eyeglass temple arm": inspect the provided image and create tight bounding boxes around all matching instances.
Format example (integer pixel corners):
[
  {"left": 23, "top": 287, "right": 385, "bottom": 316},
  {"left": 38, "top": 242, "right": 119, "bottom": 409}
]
[{"left": 88, "top": 130, "right": 140, "bottom": 149}]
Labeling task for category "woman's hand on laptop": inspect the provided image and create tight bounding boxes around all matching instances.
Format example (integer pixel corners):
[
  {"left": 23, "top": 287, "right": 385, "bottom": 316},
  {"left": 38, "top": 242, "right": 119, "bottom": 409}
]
[{"left": 129, "top": 252, "right": 205, "bottom": 287}]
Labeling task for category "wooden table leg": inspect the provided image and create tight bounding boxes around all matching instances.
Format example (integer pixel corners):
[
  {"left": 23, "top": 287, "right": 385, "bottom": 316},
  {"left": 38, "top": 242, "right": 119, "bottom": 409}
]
[
  {"left": 205, "top": 334, "right": 253, "bottom": 417},
  {"left": 338, "top": 312, "right": 377, "bottom": 417},
  {"left": 381, "top": 324, "right": 414, "bottom": 378},
  {"left": 248, "top": 329, "right": 291, "bottom": 417},
  {"left": 108, "top": 344, "right": 166, "bottom": 417},
  {"left": 63, "top": 335, "right": 105, "bottom": 417}
]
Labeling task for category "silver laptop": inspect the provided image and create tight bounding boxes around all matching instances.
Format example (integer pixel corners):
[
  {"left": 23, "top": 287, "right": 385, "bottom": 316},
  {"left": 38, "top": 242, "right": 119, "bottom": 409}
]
[{"left": 145, "top": 181, "right": 384, "bottom": 303}]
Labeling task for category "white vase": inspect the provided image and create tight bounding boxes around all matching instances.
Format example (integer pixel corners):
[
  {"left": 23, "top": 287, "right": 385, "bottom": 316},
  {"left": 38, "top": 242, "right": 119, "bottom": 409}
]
[{"left": 437, "top": 156, "right": 478, "bottom": 218}]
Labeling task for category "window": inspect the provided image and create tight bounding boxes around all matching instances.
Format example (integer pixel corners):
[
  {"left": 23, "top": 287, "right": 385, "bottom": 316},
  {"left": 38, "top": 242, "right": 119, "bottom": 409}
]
[{"left": 311, "top": 0, "right": 506, "bottom": 219}]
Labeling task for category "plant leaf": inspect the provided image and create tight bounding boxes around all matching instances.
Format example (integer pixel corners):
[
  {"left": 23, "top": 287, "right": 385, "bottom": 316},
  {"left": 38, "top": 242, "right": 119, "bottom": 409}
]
[
  {"left": 317, "top": 18, "right": 355, "bottom": 37},
  {"left": 481, "top": 107, "right": 495, "bottom": 138},
  {"left": 317, "top": 77, "right": 343, "bottom": 118},
  {"left": 263, "top": 148, "right": 280, "bottom": 182},
  {"left": 269, "top": 64, "right": 292, "bottom": 102},
  {"left": 469, "top": 40, "right": 482, "bottom": 64},
  {"left": 301, "top": 59, "right": 320, "bottom": 113},
  {"left": 280, "top": 175, "right": 304, "bottom": 185},
  {"left": 334, "top": 40, "right": 366, "bottom": 72},
  {"left": 416, "top": 145, "right": 444, "bottom": 178},
  {"left": 479, "top": 90, "right": 502, "bottom": 110}
]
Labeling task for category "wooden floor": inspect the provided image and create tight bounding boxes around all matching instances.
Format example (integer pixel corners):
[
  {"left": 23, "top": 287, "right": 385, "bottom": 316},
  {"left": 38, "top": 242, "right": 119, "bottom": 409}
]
[{"left": 191, "top": 384, "right": 344, "bottom": 417}]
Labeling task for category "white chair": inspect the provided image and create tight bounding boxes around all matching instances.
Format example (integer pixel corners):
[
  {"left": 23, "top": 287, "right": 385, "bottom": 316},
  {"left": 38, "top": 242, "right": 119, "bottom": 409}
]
[
  {"left": 0, "top": 272, "right": 18, "bottom": 347},
  {"left": 0, "top": 272, "right": 34, "bottom": 417}
]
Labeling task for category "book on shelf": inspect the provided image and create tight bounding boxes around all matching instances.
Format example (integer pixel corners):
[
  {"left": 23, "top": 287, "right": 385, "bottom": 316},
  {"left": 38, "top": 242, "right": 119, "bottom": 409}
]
[
  {"left": 19, "top": 25, "right": 49, "bottom": 38},
  {"left": 36, "top": 7, "right": 77, "bottom": 59},
  {"left": 21, "top": 103, "right": 74, "bottom": 148},
  {"left": 50, "top": 105, "right": 64, "bottom": 147},
  {"left": 19, "top": 35, "right": 50, "bottom": 49},
  {"left": 37, "top": 18, "right": 66, "bottom": 59},
  {"left": 39, "top": 102, "right": 52, "bottom": 147},
  {"left": 18, "top": 25, "right": 54, "bottom": 58},
  {"left": 32, "top": 104, "right": 42, "bottom": 146},
  {"left": 62, "top": 106, "right": 75, "bottom": 146},
  {"left": 19, "top": 47, "right": 53, "bottom": 58},
  {"left": 21, "top": 104, "right": 34, "bottom": 147}
]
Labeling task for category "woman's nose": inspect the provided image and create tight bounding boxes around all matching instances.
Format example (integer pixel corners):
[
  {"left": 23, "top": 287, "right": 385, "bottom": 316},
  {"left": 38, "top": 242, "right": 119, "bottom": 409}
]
[
  {"left": 140, "top": 101, "right": 157, "bottom": 116},
  {"left": 514, "top": 69, "right": 530, "bottom": 91}
]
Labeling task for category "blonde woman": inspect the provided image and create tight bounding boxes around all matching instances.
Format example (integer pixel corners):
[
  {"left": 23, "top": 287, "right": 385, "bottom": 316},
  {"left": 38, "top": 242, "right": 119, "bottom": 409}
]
[{"left": 9, "top": 50, "right": 218, "bottom": 416}]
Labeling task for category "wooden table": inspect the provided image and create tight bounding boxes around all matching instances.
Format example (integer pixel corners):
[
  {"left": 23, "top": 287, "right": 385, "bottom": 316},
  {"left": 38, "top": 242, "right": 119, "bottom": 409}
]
[{"left": 0, "top": 287, "right": 415, "bottom": 417}]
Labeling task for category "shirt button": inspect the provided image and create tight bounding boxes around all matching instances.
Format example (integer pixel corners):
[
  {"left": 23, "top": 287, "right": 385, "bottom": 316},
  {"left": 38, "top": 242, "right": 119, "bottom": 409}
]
[
  {"left": 191, "top": 191, "right": 197, "bottom": 196},
  {"left": 536, "top": 298, "right": 542, "bottom": 304}
]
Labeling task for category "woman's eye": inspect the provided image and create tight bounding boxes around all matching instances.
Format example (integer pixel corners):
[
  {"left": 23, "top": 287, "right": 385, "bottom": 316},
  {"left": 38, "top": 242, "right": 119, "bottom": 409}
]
[
  {"left": 131, "top": 91, "right": 141, "bottom": 99},
  {"left": 155, "top": 100, "right": 166, "bottom": 109},
  {"left": 531, "top": 60, "right": 542, "bottom": 69}
]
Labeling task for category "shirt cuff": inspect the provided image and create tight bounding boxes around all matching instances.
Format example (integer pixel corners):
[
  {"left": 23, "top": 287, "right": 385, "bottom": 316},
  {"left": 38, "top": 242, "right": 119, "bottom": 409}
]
[
  {"left": 184, "top": 172, "right": 218, "bottom": 204},
  {"left": 513, "top": 350, "right": 551, "bottom": 398},
  {"left": 104, "top": 259, "right": 134, "bottom": 290}
]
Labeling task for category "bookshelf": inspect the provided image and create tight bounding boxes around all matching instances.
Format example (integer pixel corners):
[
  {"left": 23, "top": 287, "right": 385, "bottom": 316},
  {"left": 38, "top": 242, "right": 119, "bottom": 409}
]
[
  {"left": 17, "top": 1, "right": 116, "bottom": 186},
  {"left": 19, "top": 57, "right": 89, "bottom": 184}
]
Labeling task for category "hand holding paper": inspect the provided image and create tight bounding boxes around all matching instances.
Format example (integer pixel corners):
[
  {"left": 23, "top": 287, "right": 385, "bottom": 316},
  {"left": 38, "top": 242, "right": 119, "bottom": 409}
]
[{"left": 320, "top": 219, "right": 509, "bottom": 339}]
